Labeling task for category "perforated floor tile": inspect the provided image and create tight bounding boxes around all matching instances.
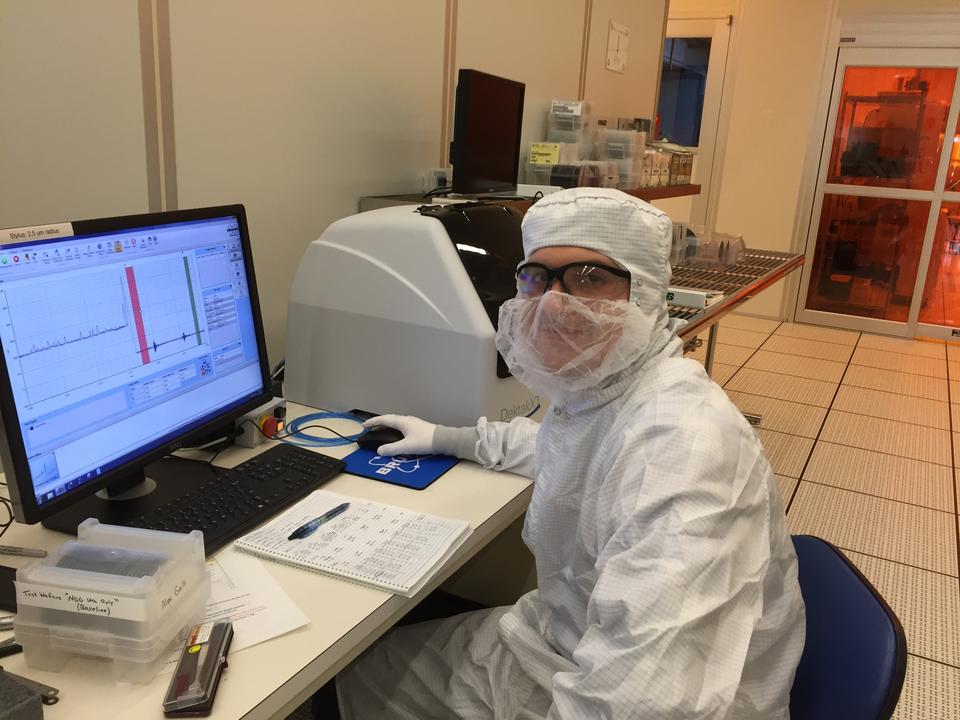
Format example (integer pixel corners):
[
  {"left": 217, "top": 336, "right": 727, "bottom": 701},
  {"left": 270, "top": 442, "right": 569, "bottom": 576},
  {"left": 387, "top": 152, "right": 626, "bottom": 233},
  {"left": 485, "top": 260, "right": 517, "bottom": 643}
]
[
  {"left": 803, "top": 442, "right": 955, "bottom": 512},
  {"left": 820, "top": 411, "right": 952, "bottom": 466},
  {"left": 709, "top": 362, "right": 738, "bottom": 387},
  {"left": 713, "top": 343, "right": 754, "bottom": 367},
  {"left": 891, "top": 654, "right": 960, "bottom": 720},
  {"left": 852, "top": 347, "right": 948, "bottom": 379},
  {"left": 948, "top": 343, "right": 960, "bottom": 362},
  {"left": 775, "top": 474, "right": 798, "bottom": 504},
  {"left": 745, "top": 350, "right": 847, "bottom": 383},
  {"left": 950, "top": 359, "right": 959, "bottom": 380},
  {"left": 754, "top": 428, "right": 814, "bottom": 478},
  {"left": 858, "top": 333, "right": 948, "bottom": 359},
  {"left": 725, "top": 391, "right": 827, "bottom": 438},
  {"left": 845, "top": 550, "right": 960, "bottom": 667},
  {"left": 832, "top": 385, "right": 951, "bottom": 430},
  {"left": 759, "top": 334, "right": 855, "bottom": 363},
  {"left": 774, "top": 322, "right": 860, "bottom": 346},
  {"left": 719, "top": 314, "right": 781, "bottom": 334},
  {"left": 787, "top": 483, "right": 958, "bottom": 576},
  {"left": 714, "top": 327, "right": 770, "bottom": 349},
  {"left": 843, "top": 364, "right": 949, "bottom": 402},
  {"left": 725, "top": 368, "right": 837, "bottom": 407}
]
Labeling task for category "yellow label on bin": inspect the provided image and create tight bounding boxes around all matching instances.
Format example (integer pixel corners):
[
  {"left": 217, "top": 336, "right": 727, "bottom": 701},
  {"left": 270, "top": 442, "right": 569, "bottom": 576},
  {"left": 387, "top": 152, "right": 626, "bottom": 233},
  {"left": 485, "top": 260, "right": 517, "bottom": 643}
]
[{"left": 530, "top": 143, "right": 560, "bottom": 165}]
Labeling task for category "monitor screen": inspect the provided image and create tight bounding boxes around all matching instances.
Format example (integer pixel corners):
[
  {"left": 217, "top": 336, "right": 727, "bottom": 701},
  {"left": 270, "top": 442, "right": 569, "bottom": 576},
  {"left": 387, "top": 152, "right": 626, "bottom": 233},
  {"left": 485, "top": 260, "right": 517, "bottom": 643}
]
[
  {"left": 450, "top": 69, "right": 525, "bottom": 195},
  {"left": 0, "top": 206, "right": 271, "bottom": 523}
]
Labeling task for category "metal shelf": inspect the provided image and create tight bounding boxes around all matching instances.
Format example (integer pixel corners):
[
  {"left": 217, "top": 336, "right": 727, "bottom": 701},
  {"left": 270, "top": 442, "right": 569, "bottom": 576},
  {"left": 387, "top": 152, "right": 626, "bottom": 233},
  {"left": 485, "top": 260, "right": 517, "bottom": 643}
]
[{"left": 671, "top": 250, "right": 804, "bottom": 340}]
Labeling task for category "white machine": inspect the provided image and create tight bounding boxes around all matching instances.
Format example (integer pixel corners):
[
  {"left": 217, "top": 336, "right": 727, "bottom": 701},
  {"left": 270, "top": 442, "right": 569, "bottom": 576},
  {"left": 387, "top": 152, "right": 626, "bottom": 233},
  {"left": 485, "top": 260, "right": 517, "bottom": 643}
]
[{"left": 285, "top": 203, "right": 543, "bottom": 427}]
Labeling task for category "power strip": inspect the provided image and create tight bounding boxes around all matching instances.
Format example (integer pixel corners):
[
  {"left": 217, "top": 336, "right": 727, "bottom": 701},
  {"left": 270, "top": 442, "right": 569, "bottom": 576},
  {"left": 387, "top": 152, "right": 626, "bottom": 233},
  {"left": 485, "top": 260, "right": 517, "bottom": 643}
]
[{"left": 234, "top": 397, "right": 287, "bottom": 448}]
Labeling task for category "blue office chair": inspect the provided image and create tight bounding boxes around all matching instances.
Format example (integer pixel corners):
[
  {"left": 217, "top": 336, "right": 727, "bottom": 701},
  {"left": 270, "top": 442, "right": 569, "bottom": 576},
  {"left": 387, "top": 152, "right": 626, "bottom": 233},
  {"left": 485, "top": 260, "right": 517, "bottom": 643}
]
[{"left": 789, "top": 535, "right": 907, "bottom": 720}]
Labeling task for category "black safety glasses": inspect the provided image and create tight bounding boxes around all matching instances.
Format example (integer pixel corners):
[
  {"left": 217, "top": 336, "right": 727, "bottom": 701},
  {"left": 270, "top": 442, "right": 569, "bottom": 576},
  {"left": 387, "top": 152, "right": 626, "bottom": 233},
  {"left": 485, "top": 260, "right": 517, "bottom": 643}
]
[{"left": 515, "top": 261, "right": 631, "bottom": 299}]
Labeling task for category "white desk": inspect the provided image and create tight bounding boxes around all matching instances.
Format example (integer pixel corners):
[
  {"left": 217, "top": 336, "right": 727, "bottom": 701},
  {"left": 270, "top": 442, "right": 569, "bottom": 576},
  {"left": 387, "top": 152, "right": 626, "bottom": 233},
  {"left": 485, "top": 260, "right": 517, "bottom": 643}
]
[{"left": 0, "top": 405, "right": 533, "bottom": 719}]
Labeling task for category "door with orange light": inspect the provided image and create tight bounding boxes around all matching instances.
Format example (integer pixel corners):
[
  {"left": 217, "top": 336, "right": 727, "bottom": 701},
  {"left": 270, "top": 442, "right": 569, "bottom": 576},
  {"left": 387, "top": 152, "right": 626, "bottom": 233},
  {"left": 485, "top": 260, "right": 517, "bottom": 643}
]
[{"left": 796, "top": 48, "right": 960, "bottom": 340}]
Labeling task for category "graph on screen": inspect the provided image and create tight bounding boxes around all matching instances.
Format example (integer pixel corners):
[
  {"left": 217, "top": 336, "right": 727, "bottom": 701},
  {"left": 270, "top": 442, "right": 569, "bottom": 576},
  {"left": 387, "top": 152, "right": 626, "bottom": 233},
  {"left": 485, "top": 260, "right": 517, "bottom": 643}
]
[{"left": 1, "top": 255, "right": 208, "bottom": 409}]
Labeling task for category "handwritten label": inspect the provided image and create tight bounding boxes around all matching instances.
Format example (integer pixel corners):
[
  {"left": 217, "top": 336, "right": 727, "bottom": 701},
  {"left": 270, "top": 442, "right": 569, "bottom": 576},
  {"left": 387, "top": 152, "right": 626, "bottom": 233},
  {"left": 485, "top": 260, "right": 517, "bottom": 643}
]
[
  {"left": 529, "top": 143, "right": 560, "bottom": 165},
  {"left": 0, "top": 223, "right": 73, "bottom": 245},
  {"left": 160, "top": 577, "right": 188, "bottom": 612},
  {"left": 17, "top": 582, "right": 148, "bottom": 621}
]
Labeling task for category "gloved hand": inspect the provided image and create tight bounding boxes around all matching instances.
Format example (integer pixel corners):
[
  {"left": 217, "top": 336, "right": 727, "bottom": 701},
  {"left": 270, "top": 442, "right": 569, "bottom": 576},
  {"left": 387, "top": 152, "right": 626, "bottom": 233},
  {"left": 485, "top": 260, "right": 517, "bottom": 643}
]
[{"left": 362, "top": 414, "right": 437, "bottom": 456}]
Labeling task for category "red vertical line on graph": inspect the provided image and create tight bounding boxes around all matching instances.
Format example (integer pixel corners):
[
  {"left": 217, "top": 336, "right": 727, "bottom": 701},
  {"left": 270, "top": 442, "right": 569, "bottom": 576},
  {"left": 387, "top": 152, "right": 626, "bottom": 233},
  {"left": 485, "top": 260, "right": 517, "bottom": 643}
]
[{"left": 125, "top": 266, "right": 150, "bottom": 364}]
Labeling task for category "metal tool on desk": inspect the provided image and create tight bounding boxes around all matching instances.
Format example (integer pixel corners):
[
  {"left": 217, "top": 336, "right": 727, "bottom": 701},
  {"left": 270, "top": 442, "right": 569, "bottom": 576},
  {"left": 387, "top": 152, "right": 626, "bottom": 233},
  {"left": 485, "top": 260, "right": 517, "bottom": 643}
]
[
  {"left": 0, "top": 546, "right": 46, "bottom": 559},
  {"left": 0, "top": 666, "right": 59, "bottom": 705}
]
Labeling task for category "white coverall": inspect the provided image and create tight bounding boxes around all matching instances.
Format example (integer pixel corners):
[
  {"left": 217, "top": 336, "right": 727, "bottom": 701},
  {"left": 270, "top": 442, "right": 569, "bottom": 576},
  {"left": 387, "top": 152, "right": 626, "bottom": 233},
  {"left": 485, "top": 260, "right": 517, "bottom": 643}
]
[{"left": 337, "top": 188, "right": 805, "bottom": 719}]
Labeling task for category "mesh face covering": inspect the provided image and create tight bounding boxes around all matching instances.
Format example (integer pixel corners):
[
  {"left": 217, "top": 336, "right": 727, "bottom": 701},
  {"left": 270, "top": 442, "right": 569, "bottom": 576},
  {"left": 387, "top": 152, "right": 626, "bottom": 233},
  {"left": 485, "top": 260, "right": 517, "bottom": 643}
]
[{"left": 495, "top": 292, "right": 657, "bottom": 401}]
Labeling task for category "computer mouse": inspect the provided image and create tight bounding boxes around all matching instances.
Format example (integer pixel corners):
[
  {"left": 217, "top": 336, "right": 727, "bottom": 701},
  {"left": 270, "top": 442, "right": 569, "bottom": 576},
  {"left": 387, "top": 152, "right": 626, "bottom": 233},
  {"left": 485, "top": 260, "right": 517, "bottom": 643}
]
[{"left": 357, "top": 425, "right": 405, "bottom": 452}]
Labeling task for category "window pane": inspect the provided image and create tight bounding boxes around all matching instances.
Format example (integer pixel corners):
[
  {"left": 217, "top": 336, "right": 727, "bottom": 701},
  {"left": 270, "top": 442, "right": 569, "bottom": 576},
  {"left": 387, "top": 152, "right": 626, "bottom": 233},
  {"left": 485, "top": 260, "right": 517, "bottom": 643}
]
[
  {"left": 918, "top": 202, "right": 960, "bottom": 327},
  {"left": 827, "top": 67, "right": 955, "bottom": 190},
  {"left": 945, "top": 119, "right": 960, "bottom": 191},
  {"left": 806, "top": 194, "right": 930, "bottom": 322},
  {"left": 657, "top": 37, "right": 711, "bottom": 147}
]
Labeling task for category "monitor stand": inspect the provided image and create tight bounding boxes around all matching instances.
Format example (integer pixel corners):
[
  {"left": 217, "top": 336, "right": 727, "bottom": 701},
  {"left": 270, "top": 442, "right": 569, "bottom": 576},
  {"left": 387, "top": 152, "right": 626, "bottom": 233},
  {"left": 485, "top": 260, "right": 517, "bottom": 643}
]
[{"left": 40, "top": 457, "right": 218, "bottom": 537}]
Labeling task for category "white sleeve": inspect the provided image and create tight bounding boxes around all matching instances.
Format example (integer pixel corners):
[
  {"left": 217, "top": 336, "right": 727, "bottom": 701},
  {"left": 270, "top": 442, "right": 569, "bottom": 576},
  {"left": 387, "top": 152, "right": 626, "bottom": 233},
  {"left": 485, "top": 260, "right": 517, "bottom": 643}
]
[
  {"left": 547, "top": 421, "right": 773, "bottom": 719},
  {"left": 433, "top": 416, "right": 538, "bottom": 479}
]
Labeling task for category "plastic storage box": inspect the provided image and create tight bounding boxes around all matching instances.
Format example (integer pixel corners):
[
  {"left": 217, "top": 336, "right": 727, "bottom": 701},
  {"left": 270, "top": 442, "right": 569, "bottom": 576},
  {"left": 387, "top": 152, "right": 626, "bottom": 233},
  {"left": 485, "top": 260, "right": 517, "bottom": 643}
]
[
  {"left": 526, "top": 161, "right": 553, "bottom": 186},
  {"left": 14, "top": 520, "right": 209, "bottom": 684},
  {"left": 547, "top": 100, "right": 597, "bottom": 157},
  {"left": 598, "top": 128, "right": 647, "bottom": 161}
]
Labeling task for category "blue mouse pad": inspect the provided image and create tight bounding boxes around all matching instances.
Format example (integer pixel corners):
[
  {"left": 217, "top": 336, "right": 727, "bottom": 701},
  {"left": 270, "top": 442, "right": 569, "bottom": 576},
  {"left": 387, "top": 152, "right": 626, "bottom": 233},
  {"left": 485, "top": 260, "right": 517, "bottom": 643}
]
[{"left": 342, "top": 448, "right": 459, "bottom": 490}]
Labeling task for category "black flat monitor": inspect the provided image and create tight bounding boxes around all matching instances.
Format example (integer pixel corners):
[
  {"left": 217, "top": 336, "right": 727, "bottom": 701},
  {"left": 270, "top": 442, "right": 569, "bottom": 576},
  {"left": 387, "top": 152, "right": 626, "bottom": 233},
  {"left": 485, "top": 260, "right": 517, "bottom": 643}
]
[
  {"left": 450, "top": 69, "right": 525, "bottom": 195},
  {"left": 0, "top": 205, "right": 273, "bottom": 532}
]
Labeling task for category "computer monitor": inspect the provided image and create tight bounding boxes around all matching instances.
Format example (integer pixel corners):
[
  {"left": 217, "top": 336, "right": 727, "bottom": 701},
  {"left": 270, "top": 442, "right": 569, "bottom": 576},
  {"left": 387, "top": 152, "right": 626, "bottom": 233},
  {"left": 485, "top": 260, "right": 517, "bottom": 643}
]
[
  {"left": 450, "top": 69, "right": 525, "bottom": 195},
  {"left": 0, "top": 205, "right": 273, "bottom": 532}
]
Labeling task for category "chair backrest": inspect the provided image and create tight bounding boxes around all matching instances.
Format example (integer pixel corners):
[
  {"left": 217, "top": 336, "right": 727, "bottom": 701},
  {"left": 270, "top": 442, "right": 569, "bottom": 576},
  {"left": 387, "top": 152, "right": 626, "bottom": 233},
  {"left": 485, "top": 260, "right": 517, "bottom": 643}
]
[{"left": 789, "top": 535, "right": 907, "bottom": 720}]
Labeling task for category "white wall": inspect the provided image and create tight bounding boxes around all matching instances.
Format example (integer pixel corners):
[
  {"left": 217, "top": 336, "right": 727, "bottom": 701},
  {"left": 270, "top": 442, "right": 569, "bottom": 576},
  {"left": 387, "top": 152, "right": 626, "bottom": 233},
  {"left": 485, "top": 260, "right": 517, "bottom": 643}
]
[
  {"left": 456, "top": 0, "right": 585, "bottom": 168},
  {"left": 585, "top": 0, "right": 668, "bottom": 122},
  {"left": 712, "top": 0, "right": 836, "bottom": 318},
  {"left": 169, "top": 1, "right": 447, "bottom": 363},
  {"left": 669, "top": 0, "right": 737, "bottom": 15},
  {"left": 0, "top": 1, "right": 149, "bottom": 227}
]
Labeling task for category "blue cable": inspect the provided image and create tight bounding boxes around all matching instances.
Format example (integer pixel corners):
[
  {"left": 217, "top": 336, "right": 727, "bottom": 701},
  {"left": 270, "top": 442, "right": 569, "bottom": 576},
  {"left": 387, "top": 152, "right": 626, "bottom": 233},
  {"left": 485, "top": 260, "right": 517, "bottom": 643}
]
[{"left": 281, "top": 411, "right": 366, "bottom": 447}]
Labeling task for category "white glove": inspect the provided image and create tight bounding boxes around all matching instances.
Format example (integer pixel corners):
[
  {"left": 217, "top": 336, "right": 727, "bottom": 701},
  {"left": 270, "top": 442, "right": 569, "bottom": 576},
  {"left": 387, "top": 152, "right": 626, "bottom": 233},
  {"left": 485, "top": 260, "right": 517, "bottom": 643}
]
[{"left": 362, "top": 414, "right": 437, "bottom": 456}]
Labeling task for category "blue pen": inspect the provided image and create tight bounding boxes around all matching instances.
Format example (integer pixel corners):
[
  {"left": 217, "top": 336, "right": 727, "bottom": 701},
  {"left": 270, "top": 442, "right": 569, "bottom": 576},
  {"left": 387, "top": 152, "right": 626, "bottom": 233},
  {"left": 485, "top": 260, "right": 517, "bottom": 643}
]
[{"left": 287, "top": 502, "right": 350, "bottom": 540}]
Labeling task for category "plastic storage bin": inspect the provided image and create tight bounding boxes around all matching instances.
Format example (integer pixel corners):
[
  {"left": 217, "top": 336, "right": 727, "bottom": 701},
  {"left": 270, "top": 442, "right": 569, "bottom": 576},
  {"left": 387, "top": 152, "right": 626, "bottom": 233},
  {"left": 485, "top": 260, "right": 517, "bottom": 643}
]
[
  {"left": 14, "top": 520, "right": 209, "bottom": 684},
  {"left": 678, "top": 225, "right": 747, "bottom": 268},
  {"left": 526, "top": 162, "right": 553, "bottom": 186},
  {"left": 598, "top": 129, "right": 647, "bottom": 161},
  {"left": 547, "top": 100, "right": 597, "bottom": 158}
]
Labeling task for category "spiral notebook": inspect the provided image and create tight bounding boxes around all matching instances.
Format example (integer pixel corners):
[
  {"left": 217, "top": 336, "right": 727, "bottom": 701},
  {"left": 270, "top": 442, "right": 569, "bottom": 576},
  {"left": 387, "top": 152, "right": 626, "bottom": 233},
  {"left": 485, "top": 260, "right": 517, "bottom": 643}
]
[{"left": 232, "top": 490, "right": 470, "bottom": 597}]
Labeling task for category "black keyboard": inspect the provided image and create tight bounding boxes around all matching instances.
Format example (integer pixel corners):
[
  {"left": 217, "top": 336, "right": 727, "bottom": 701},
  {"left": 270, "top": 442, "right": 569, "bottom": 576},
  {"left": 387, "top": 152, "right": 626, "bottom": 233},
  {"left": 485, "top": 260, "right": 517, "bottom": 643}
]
[{"left": 128, "top": 444, "right": 345, "bottom": 556}]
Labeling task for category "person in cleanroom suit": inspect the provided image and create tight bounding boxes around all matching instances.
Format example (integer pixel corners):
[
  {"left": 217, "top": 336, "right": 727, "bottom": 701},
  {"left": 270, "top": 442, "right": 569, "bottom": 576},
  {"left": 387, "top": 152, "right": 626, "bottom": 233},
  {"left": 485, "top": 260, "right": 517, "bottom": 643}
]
[{"left": 335, "top": 187, "right": 805, "bottom": 719}]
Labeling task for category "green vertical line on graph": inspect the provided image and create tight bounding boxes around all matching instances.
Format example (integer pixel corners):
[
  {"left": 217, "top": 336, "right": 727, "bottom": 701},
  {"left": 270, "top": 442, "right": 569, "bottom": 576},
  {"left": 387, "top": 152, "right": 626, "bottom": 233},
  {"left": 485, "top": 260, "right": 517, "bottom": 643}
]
[{"left": 183, "top": 257, "right": 202, "bottom": 345}]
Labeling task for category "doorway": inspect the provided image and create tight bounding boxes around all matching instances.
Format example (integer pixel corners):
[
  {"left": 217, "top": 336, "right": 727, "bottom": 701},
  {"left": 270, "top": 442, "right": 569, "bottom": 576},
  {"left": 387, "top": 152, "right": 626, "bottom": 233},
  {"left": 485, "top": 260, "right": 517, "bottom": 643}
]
[
  {"left": 796, "top": 47, "right": 960, "bottom": 341},
  {"left": 654, "top": 17, "right": 731, "bottom": 228}
]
